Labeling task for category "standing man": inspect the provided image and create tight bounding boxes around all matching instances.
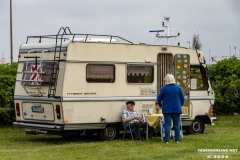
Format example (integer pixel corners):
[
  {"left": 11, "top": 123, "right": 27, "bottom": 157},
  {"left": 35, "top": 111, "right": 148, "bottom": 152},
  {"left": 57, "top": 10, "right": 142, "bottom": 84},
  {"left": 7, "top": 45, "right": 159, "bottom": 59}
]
[
  {"left": 157, "top": 74, "right": 185, "bottom": 143},
  {"left": 122, "top": 101, "right": 152, "bottom": 140}
]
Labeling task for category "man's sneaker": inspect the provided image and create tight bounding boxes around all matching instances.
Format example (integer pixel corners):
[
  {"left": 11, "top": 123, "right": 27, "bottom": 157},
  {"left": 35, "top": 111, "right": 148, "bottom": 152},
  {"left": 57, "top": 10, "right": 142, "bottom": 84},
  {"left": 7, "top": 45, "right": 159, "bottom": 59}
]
[
  {"left": 176, "top": 141, "right": 180, "bottom": 143},
  {"left": 164, "top": 141, "right": 169, "bottom": 144}
]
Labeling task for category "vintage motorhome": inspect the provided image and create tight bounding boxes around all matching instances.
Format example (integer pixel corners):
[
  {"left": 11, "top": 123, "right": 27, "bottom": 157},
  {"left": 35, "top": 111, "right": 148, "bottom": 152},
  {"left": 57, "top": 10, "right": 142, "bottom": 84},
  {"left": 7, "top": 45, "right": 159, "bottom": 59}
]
[{"left": 13, "top": 27, "right": 215, "bottom": 140}]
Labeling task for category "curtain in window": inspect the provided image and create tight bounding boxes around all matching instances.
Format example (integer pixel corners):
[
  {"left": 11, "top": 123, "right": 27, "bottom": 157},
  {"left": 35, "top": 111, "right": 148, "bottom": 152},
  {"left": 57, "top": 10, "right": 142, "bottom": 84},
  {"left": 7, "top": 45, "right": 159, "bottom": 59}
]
[
  {"left": 87, "top": 65, "right": 114, "bottom": 79},
  {"left": 127, "top": 66, "right": 152, "bottom": 76}
]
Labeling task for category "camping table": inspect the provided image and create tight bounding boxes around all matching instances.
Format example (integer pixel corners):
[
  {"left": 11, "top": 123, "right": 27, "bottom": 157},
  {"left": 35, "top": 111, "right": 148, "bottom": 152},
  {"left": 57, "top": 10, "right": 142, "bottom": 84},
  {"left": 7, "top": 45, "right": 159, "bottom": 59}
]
[{"left": 144, "top": 114, "right": 163, "bottom": 140}]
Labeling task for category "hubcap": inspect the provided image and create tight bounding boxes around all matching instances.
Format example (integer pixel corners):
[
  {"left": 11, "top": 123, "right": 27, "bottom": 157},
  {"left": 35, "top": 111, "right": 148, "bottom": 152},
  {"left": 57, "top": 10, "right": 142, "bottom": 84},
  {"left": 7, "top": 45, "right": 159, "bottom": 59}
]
[
  {"left": 105, "top": 127, "right": 116, "bottom": 138},
  {"left": 193, "top": 121, "right": 201, "bottom": 132}
]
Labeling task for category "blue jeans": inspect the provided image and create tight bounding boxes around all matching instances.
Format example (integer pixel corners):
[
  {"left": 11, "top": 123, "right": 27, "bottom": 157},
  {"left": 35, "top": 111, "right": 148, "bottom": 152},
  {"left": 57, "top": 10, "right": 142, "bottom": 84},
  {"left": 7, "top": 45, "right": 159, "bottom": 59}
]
[{"left": 163, "top": 113, "right": 181, "bottom": 142}]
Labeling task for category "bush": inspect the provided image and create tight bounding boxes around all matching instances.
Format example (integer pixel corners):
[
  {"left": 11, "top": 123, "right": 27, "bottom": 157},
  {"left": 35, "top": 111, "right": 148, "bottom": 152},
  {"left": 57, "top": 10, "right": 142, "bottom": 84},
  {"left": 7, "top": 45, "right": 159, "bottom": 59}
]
[
  {"left": 0, "top": 63, "right": 17, "bottom": 126},
  {"left": 208, "top": 57, "right": 240, "bottom": 114},
  {"left": 0, "top": 108, "right": 15, "bottom": 126}
]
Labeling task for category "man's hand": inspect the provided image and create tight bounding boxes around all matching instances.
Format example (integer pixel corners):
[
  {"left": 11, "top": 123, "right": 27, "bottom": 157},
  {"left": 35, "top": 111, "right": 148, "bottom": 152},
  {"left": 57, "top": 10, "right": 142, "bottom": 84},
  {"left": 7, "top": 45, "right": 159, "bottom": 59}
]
[
  {"left": 133, "top": 115, "right": 144, "bottom": 122},
  {"left": 122, "top": 115, "right": 144, "bottom": 123}
]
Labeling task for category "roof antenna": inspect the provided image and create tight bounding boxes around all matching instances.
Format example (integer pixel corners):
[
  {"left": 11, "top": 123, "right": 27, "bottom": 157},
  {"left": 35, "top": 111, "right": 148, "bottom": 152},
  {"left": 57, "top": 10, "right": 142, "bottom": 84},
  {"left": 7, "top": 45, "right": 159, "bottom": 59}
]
[{"left": 149, "top": 16, "right": 180, "bottom": 45}]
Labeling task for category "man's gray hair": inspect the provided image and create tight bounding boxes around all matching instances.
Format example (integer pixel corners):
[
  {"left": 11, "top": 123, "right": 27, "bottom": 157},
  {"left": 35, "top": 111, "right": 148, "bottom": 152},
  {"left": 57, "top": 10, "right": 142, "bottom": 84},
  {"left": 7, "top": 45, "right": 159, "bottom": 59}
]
[{"left": 165, "top": 74, "right": 176, "bottom": 85}]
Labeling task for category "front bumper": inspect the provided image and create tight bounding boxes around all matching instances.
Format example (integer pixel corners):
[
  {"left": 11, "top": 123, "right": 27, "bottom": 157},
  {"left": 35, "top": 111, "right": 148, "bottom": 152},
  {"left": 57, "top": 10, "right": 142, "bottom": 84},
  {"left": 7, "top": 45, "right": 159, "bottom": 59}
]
[{"left": 210, "top": 117, "right": 217, "bottom": 125}]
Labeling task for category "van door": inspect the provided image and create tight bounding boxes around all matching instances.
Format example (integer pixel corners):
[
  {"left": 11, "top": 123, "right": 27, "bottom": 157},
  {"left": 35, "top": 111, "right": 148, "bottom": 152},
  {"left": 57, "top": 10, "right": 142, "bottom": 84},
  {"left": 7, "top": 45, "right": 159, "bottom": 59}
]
[
  {"left": 157, "top": 53, "right": 173, "bottom": 93},
  {"left": 157, "top": 53, "right": 190, "bottom": 117},
  {"left": 174, "top": 54, "right": 190, "bottom": 117}
]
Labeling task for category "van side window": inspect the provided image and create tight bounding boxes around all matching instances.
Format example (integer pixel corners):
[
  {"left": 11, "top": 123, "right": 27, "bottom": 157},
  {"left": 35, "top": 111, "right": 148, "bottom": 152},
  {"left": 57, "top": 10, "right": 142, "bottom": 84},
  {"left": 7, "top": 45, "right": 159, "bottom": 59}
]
[
  {"left": 86, "top": 64, "right": 115, "bottom": 83},
  {"left": 127, "top": 65, "right": 154, "bottom": 83},
  {"left": 190, "top": 65, "right": 208, "bottom": 90}
]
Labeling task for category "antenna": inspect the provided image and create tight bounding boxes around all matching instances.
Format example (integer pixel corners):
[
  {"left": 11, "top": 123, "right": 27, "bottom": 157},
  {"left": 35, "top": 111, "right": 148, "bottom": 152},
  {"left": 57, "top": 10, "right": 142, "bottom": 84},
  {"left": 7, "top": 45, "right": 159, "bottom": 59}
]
[
  {"left": 1, "top": 52, "right": 5, "bottom": 64},
  {"left": 149, "top": 30, "right": 165, "bottom": 40},
  {"left": 149, "top": 16, "right": 180, "bottom": 45}
]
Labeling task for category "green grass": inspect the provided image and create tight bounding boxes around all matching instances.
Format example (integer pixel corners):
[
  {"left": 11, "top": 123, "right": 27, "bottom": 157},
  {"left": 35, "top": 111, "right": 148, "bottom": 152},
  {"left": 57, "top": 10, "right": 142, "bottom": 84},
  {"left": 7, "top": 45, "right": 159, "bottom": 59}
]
[{"left": 0, "top": 115, "right": 239, "bottom": 160}]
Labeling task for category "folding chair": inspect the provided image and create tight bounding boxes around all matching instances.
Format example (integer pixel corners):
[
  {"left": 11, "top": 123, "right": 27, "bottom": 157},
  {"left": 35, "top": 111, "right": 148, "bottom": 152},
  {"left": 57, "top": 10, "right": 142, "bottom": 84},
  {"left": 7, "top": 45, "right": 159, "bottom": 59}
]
[
  {"left": 122, "top": 123, "right": 134, "bottom": 140},
  {"left": 159, "top": 119, "right": 165, "bottom": 141},
  {"left": 169, "top": 118, "right": 183, "bottom": 138},
  {"left": 180, "top": 116, "right": 183, "bottom": 138}
]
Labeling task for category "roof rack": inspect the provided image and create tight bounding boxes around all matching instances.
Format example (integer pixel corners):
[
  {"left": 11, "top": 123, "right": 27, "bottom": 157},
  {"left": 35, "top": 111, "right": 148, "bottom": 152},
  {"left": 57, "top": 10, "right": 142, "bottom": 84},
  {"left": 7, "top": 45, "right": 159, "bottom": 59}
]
[{"left": 25, "top": 27, "right": 134, "bottom": 44}]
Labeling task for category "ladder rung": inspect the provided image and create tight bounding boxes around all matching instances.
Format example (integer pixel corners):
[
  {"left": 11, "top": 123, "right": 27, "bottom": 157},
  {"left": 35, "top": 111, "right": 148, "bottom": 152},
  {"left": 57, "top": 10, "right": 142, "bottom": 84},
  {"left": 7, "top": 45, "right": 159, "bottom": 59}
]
[
  {"left": 50, "top": 67, "right": 59, "bottom": 69},
  {"left": 20, "top": 80, "right": 44, "bottom": 82},
  {"left": 22, "top": 71, "right": 46, "bottom": 74},
  {"left": 51, "top": 71, "right": 58, "bottom": 74},
  {"left": 23, "top": 86, "right": 42, "bottom": 89}
]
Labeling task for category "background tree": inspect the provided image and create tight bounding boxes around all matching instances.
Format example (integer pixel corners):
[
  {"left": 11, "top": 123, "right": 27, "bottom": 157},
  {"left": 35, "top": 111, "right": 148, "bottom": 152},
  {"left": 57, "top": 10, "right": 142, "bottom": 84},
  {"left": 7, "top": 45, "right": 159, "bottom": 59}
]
[
  {"left": 0, "top": 63, "right": 17, "bottom": 126},
  {"left": 192, "top": 33, "right": 202, "bottom": 50},
  {"left": 207, "top": 57, "right": 240, "bottom": 114}
]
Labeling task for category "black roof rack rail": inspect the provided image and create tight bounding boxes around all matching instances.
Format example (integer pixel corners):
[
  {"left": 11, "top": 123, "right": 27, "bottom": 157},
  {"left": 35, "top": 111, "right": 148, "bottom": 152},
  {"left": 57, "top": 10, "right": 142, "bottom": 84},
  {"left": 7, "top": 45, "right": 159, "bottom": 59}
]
[{"left": 25, "top": 27, "right": 134, "bottom": 44}]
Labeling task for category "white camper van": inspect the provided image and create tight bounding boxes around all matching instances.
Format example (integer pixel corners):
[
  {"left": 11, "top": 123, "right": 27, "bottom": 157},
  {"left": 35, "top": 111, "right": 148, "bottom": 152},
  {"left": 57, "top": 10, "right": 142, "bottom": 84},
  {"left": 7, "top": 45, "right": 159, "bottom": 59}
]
[{"left": 13, "top": 27, "right": 215, "bottom": 140}]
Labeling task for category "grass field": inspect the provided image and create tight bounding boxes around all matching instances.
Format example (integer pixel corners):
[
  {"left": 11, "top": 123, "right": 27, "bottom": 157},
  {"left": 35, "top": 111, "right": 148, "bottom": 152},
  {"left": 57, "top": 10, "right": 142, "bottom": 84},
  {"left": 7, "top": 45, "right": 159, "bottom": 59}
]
[{"left": 0, "top": 115, "right": 239, "bottom": 160}]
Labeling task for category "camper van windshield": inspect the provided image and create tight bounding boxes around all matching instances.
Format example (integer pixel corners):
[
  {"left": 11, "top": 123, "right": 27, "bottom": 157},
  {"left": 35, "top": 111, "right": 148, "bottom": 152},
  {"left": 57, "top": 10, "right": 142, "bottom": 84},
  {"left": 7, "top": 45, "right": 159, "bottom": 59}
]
[{"left": 190, "top": 65, "right": 208, "bottom": 90}]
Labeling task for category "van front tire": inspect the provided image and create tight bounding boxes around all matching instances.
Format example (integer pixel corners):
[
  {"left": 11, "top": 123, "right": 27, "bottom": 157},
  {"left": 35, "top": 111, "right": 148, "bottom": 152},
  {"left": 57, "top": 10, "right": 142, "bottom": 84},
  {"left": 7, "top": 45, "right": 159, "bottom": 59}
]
[
  {"left": 99, "top": 125, "right": 118, "bottom": 140},
  {"left": 186, "top": 119, "right": 205, "bottom": 134}
]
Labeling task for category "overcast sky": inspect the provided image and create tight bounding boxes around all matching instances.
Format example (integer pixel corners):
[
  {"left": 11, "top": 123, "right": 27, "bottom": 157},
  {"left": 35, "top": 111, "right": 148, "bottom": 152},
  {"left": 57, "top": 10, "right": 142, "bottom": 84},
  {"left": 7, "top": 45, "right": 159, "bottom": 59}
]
[{"left": 0, "top": 0, "right": 240, "bottom": 63}]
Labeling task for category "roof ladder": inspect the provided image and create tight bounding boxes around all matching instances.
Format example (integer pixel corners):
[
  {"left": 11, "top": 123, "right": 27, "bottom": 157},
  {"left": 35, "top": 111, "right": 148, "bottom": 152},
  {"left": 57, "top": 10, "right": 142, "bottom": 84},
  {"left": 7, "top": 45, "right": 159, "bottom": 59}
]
[{"left": 48, "top": 27, "right": 72, "bottom": 98}]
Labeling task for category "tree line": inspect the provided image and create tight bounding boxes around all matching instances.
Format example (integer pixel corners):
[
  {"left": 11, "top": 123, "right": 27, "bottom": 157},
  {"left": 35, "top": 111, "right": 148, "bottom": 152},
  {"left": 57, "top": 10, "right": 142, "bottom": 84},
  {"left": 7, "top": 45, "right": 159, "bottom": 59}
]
[{"left": 207, "top": 57, "right": 240, "bottom": 114}]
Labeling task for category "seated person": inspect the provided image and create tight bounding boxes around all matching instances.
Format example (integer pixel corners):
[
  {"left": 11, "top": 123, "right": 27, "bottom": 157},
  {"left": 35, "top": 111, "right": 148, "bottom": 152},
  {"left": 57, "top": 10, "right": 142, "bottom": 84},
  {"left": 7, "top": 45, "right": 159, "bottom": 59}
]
[
  {"left": 148, "top": 102, "right": 163, "bottom": 136},
  {"left": 122, "top": 101, "right": 153, "bottom": 140},
  {"left": 148, "top": 102, "right": 162, "bottom": 115}
]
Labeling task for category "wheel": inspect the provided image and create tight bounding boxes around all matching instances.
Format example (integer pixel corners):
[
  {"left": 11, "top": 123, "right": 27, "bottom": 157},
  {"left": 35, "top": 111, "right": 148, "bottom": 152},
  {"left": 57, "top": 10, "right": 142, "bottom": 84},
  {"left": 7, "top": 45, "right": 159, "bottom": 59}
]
[
  {"left": 99, "top": 125, "right": 118, "bottom": 140},
  {"left": 186, "top": 119, "right": 205, "bottom": 134}
]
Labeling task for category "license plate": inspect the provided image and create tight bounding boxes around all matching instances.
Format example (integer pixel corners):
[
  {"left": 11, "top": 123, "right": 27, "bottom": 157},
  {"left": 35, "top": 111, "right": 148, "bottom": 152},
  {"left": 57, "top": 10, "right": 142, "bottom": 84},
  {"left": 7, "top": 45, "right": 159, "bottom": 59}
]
[{"left": 32, "top": 105, "right": 44, "bottom": 113}]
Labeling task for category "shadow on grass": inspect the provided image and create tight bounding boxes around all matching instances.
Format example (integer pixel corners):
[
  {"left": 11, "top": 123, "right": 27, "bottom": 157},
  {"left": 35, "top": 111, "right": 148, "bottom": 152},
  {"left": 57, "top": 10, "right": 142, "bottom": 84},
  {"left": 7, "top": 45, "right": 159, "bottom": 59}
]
[
  {"left": 17, "top": 133, "right": 134, "bottom": 145},
  {"left": 23, "top": 134, "right": 102, "bottom": 144},
  {"left": 14, "top": 132, "right": 166, "bottom": 146}
]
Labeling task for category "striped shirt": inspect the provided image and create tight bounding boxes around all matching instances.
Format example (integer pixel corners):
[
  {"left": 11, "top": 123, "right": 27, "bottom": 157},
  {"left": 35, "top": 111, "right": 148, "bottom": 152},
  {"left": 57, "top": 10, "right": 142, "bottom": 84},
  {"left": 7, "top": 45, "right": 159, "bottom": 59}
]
[{"left": 122, "top": 109, "right": 139, "bottom": 123}]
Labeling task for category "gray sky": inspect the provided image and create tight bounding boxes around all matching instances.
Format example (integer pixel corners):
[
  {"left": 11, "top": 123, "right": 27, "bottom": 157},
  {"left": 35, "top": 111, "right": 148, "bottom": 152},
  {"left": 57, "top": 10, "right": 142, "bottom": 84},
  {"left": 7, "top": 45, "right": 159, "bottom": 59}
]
[{"left": 0, "top": 0, "right": 240, "bottom": 63}]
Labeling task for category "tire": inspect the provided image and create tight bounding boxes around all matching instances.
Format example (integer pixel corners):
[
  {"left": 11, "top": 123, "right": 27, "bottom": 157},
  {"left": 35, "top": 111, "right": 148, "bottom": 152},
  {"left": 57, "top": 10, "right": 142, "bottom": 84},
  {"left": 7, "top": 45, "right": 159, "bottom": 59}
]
[
  {"left": 186, "top": 119, "right": 205, "bottom": 134},
  {"left": 99, "top": 125, "right": 118, "bottom": 140}
]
